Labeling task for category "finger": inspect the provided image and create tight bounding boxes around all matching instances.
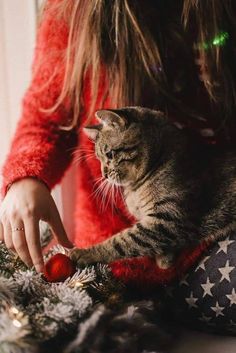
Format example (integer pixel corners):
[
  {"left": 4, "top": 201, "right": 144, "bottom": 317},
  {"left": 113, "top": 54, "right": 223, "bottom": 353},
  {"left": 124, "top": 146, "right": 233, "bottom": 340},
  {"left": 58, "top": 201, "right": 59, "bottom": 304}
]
[
  {"left": 24, "top": 218, "right": 44, "bottom": 273},
  {"left": 11, "top": 221, "right": 33, "bottom": 267},
  {"left": 3, "top": 221, "right": 15, "bottom": 251},
  {"left": 48, "top": 205, "right": 73, "bottom": 248},
  {"left": 0, "top": 222, "right": 4, "bottom": 242}
]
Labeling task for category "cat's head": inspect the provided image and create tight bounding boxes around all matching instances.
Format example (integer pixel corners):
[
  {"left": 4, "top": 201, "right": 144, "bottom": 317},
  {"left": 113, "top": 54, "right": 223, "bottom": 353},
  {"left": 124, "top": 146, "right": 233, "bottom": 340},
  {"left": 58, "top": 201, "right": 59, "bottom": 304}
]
[{"left": 84, "top": 107, "right": 170, "bottom": 187}]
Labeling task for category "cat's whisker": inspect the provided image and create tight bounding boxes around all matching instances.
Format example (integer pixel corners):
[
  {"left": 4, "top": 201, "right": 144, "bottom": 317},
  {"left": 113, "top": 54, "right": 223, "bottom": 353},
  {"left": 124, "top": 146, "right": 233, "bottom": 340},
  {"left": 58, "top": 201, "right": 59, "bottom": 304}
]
[
  {"left": 99, "top": 185, "right": 107, "bottom": 212},
  {"left": 67, "top": 146, "right": 79, "bottom": 153},
  {"left": 108, "top": 179, "right": 122, "bottom": 216},
  {"left": 93, "top": 184, "right": 107, "bottom": 202},
  {"left": 113, "top": 183, "right": 117, "bottom": 208},
  {"left": 101, "top": 181, "right": 110, "bottom": 212},
  {"left": 74, "top": 151, "right": 95, "bottom": 156},
  {"left": 93, "top": 175, "right": 104, "bottom": 184},
  {"left": 92, "top": 179, "right": 107, "bottom": 199},
  {"left": 75, "top": 148, "right": 95, "bottom": 153},
  {"left": 115, "top": 183, "right": 121, "bottom": 204},
  {"left": 96, "top": 179, "right": 112, "bottom": 213},
  {"left": 115, "top": 175, "right": 125, "bottom": 204},
  {"left": 113, "top": 180, "right": 119, "bottom": 205},
  {"left": 73, "top": 155, "right": 95, "bottom": 164},
  {"left": 108, "top": 183, "right": 115, "bottom": 213},
  {"left": 102, "top": 181, "right": 113, "bottom": 213},
  {"left": 92, "top": 176, "right": 105, "bottom": 191},
  {"left": 73, "top": 153, "right": 95, "bottom": 165},
  {"left": 109, "top": 183, "right": 115, "bottom": 216},
  {"left": 73, "top": 152, "right": 95, "bottom": 159},
  {"left": 71, "top": 148, "right": 94, "bottom": 157}
]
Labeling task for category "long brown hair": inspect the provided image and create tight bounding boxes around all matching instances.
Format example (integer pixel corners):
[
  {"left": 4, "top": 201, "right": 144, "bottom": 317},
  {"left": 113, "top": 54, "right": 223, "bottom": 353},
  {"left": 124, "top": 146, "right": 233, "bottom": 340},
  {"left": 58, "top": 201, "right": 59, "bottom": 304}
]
[
  {"left": 40, "top": 0, "right": 236, "bottom": 130},
  {"left": 183, "top": 0, "right": 236, "bottom": 119}
]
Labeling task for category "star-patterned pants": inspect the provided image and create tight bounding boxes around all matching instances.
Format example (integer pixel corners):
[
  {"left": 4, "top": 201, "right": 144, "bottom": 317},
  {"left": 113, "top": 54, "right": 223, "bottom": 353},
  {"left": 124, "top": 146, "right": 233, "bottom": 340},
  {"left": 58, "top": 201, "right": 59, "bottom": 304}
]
[{"left": 168, "top": 232, "right": 236, "bottom": 334}]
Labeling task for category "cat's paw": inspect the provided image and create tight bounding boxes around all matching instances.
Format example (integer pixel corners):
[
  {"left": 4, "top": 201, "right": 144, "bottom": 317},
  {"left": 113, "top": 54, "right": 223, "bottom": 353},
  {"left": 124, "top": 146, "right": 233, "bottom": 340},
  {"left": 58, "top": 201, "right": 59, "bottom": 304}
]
[{"left": 70, "top": 248, "right": 97, "bottom": 266}]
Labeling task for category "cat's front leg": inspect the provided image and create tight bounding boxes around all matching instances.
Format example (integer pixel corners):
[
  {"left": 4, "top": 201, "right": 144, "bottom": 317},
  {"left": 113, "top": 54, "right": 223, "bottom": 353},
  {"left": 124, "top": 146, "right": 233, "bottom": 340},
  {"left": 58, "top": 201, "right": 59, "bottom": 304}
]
[
  {"left": 71, "top": 245, "right": 174, "bottom": 269},
  {"left": 70, "top": 226, "right": 141, "bottom": 266},
  {"left": 70, "top": 247, "right": 103, "bottom": 266},
  {"left": 70, "top": 220, "right": 174, "bottom": 266},
  {"left": 70, "top": 240, "right": 128, "bottom": 266}
]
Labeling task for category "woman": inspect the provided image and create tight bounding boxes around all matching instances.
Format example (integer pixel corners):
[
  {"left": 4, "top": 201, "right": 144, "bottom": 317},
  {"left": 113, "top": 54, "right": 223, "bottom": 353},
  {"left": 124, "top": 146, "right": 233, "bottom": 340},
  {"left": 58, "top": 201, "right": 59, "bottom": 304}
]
[{"left": 0, "top": 0, "right": 236, "bottom": 332}]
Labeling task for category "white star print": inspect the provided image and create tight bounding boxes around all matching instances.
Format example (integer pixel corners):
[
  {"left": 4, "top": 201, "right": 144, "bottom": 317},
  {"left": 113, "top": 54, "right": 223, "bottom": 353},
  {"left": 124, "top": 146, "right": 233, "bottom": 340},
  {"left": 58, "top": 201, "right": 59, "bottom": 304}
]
[
  {"left": 180, "top": 274, "right": 189, "bottom": 286},
  {"left": 199, "top": 313, "right": 211, "bottom": 323},
  {"left": 211, "top": 301, "right": 224, "bottom": 317},
  {"left": 195, "top": 256, "right": 210, "bottom": 272},
  {"left": 201, "top": 277, "right": 215, "bottom": 297},
  {"left": 226, "top": 288, "right": 236, "bottom": 306},
  {"left": 185, "top": 292, "right": 198, "bottom": 308},
  {"left": 218, "top": 260, "right": 234, "bottom": 282},
  {"left": 216, "top": 237, "right": 234, "bottom": 254}
]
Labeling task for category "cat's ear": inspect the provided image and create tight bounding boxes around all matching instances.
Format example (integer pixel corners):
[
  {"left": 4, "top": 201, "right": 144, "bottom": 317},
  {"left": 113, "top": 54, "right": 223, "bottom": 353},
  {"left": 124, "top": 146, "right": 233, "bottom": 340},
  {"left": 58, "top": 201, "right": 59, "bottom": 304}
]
[
  {"left": 83, "top": 124, "right": 102, "bottom": 141},
  {"left": 95, "top": 110, "right": 127, "bottom": 129}
]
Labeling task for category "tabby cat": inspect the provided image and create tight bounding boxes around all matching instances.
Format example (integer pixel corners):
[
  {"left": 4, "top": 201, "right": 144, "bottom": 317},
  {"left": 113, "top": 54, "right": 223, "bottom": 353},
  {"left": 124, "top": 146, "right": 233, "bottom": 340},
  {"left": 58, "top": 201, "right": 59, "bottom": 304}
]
[{"left": 71, "top": 107, "right": 236, "bottom": 268}]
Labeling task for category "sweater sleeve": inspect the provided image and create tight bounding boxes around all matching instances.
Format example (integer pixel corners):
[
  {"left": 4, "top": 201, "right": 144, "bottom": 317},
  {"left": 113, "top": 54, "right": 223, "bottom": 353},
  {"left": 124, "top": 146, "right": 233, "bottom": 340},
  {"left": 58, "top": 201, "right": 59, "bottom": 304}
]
[{"left": 1, "top": 1, "right": 78, "bottom": 198}]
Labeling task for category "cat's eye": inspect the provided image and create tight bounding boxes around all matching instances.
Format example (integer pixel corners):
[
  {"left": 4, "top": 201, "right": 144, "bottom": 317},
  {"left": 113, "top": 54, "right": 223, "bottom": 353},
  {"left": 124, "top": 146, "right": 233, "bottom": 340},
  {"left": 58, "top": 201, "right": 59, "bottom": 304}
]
[{"left": 106, "top": 150, "right": 114, "bottom": 159}]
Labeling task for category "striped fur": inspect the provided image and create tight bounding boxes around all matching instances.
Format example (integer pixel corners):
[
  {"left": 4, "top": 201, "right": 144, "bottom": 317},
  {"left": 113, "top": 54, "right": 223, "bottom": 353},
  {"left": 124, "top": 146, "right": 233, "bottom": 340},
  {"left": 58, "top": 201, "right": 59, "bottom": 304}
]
[{"left": 71, "top": 107, "right": 236, "bottom": 269}]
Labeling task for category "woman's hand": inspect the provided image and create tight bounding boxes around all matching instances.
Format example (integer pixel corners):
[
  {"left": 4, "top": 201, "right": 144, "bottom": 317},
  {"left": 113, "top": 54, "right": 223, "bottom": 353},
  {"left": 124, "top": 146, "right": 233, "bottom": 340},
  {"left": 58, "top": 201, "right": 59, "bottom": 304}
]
[{"left": 0, "top": 178, "right": 73, "bottom": 273}]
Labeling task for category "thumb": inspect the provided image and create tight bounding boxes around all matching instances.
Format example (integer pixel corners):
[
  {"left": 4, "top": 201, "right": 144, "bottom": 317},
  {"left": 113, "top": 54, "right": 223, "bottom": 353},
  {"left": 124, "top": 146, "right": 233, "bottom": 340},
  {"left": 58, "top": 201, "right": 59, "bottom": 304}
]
[{"left": 48, "top": 208, "right": 73, "bottom": 248}]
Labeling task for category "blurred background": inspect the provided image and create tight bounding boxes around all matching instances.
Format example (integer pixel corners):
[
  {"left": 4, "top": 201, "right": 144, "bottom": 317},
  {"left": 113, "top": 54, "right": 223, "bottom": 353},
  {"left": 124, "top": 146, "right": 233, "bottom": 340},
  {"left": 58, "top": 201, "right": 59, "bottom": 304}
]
[
  {"left": 0, "top": 0, "right": 40, "bottom": 168},
  {"left": 0, "top": 0, "right": 75, "bottom": 239}
]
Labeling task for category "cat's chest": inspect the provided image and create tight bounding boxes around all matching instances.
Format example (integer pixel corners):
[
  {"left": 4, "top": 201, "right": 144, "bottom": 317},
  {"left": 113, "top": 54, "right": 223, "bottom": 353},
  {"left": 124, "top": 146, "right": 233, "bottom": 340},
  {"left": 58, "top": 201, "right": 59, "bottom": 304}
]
[{"left": 125, "top": 191, "right": 147, "bottom": 220}]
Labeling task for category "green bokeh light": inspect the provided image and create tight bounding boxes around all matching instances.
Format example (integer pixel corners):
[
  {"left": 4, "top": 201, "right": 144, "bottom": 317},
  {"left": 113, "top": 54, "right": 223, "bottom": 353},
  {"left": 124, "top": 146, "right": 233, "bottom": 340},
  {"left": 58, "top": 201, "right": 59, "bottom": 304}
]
[
  {"left": 197, "top": 31, "right": 229, "bottom": 51},
  {"left": 212, "top": 31, "right": 229, "bottom": 46}
]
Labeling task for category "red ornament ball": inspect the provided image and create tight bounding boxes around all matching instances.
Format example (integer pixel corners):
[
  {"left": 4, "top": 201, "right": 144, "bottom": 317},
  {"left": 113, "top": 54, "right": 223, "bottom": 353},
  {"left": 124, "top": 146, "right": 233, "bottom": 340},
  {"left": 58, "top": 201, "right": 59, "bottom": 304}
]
[{"left": 44, "top": 253, "right": 76, "bottom": 282}]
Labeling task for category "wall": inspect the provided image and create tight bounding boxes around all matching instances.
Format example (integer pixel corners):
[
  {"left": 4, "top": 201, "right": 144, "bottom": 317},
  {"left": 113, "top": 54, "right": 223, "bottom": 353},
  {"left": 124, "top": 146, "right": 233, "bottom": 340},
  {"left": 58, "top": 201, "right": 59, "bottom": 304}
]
[
  {"left": 0, "top": 0, "right": 72, "bottom": 235},
  {"left": 0, "top": 0, "right": 37, "bottom": 168}
]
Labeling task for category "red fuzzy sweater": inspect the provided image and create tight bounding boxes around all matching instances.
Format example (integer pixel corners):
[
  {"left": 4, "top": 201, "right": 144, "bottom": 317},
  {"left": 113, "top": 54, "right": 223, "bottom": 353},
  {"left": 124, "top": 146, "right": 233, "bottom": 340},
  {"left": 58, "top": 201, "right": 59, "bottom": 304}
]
[{"left": 1, "top": 1, "right": 216, "bottom": 287}]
